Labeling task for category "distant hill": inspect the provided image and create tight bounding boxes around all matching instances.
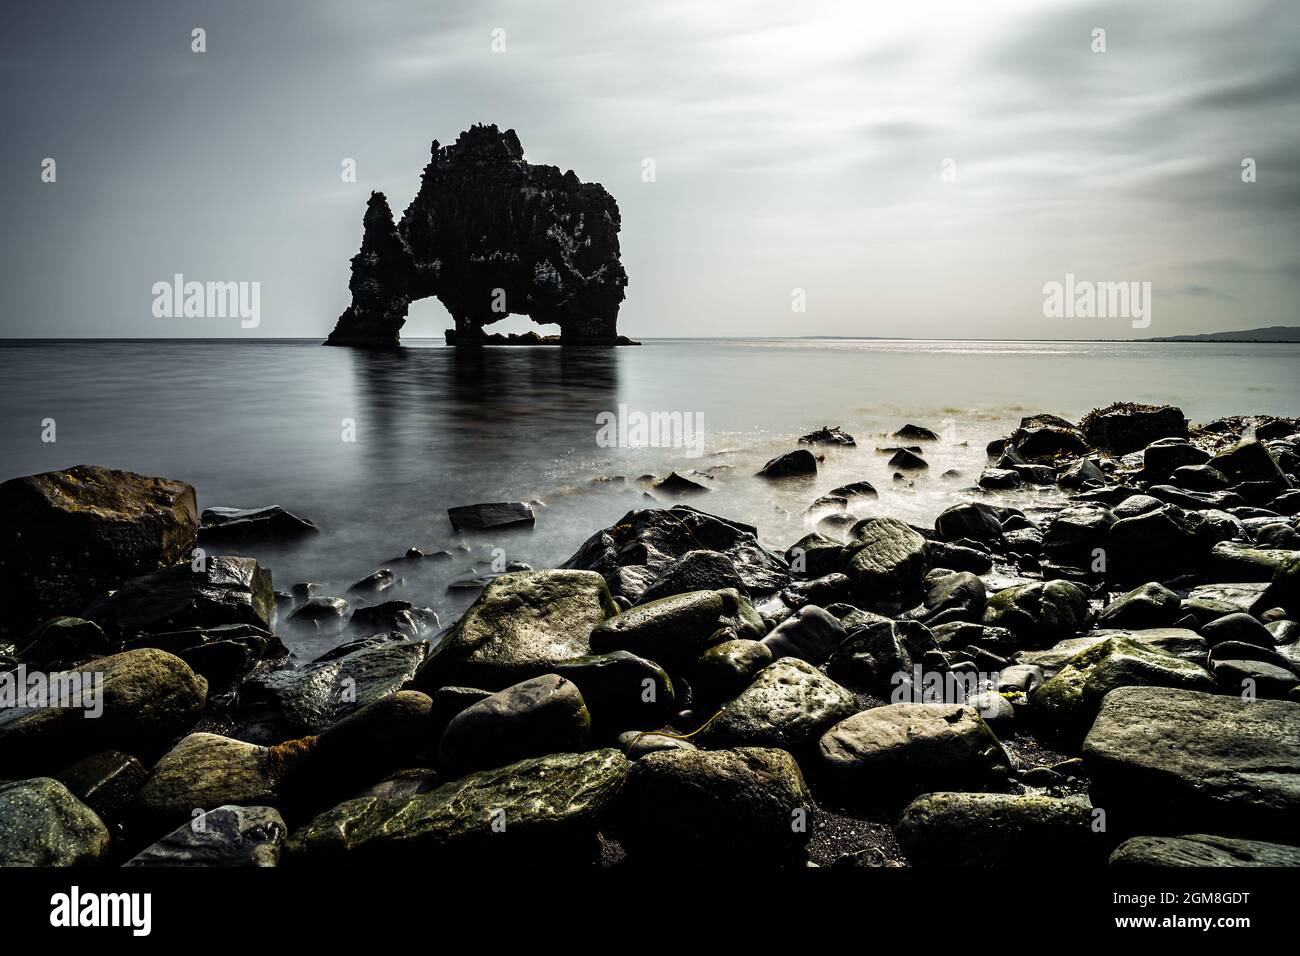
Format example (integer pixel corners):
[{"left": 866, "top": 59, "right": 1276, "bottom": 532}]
[{"left": 1144, "top": 326, "right": 1300, "bottom": 343}]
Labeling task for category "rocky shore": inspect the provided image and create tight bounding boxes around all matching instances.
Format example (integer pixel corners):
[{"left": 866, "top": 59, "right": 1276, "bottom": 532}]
[{"left": 2, "top": 402, "right": 1299, "bottom": 868}]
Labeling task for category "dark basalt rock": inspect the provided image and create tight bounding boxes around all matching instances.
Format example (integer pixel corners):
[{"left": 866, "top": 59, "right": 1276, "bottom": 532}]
[
  {"left": 0, "top": 465, "right": 198, "bottom": 641},
  {"left": 198, "top": 506, "right": 319, "bottom": 545},
  {"left": 757, "top": 449, "right": 818, "bottom": 479},
  {"left": 894, "top": 423, "right": 939, "bottom": 441},
  {"left": 325, "top": 125, "right": 630, "bottom": 347},
  {"left": 446, "top": 501, "right": 535, "bottom": 532},
  {"left": 1079, "top": 402, "right": 1187, "bottom": 455},
  {"left": 799, "top": 425, "right": 856, "bottom": 446}
]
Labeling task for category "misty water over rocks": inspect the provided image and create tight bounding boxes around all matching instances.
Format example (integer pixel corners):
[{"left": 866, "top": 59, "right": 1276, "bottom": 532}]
[{"left": 2, "top": 336, "right": 1297, "bottom": 660}]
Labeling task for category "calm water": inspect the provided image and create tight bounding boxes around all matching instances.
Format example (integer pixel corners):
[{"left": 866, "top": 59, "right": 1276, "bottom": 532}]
[{"left": 3, "top": 338, "right": 1297, "bottom": 657}]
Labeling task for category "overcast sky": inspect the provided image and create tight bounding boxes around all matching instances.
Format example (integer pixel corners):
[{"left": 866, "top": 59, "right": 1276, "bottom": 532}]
[{"left": 2, "top": 0, "right": 1297, "bottom": 339}]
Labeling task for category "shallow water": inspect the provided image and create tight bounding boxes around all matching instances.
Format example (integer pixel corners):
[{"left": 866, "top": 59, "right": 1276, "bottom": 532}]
[{"left": 3, "top": 337, "right": 1297, "bottom": 658}]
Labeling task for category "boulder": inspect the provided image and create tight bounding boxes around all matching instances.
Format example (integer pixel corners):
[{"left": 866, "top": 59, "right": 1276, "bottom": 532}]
[
  {"left": 616, "top": 731, "right": 697, "bottom": 759},
  {"left": 918, "top": 570, "right": 986, "bottom": 626},
  {"left": 346, "top": 600, "right": 440, "bottom": 639},
  {"left": 589, "top": 587, "right": 763, "bottom": 669},
  {"left": 132, "top": 732, "right": 307, "bottom": 832},
  {"left": 894, "top": 424, "right": 939, "bottom": 441},
  {"left": 125, "top": 805, "right": 287, "bottom": 866},
  {"left": 757, "top": 449, "right": 818, "bottom": 479},
  {"left": 687, "top": 639, "right": 773, "bottom": 703},
  {"left": 446, "top": 501, "right": 535, "bottom": 532},
  {"left": 696, "top": 658, "right": 857, "bottom": 752},
  {"left": 0, "top": 465, "right": 197, "bottom": 640},
  {"left": 15, "top": 616, "right": 110, "bottom": 670},
  {"left": 1030, "top": 636, "right": 1214, "bottom": 743},
  {"left": 1140, "top": 438, "right": 1210, "bottom": 483},
  {"left": 760, "top": 605, "right": 846, "bottom": 665},
  {"left": 983, "top": 581, "right": 1090, "bottom": 647},
  {"left": 1170, "top": 464, "right": 1230, "bottom": 491},
  {"left": 414, "top": 570, "right": 616, "bottom": 690},
  {"left": 1096, "top": 582, "right": 1182, "bottom": 630},
  {"left": 0, "top": 777, "right": 110, "bottom": 866},
  {"left": 634, "top": 550, "right": 743, "bottom": 605},
  {"left": 785, "top": 533, "right": 846, "bottom": 579},
  {"left": 1199, "top": 612, "right": 1274, "bottom": 648},
  {"left": 611, "top": 747, "right": 812, "bottom": 865},
  {"left": 240, "top": 640, "right": 426, "bottom": 736},
  {"left": 845, "top": 518, "right": 929, "bottom": 606},
  {"left": 1109, "top": 834, "right": 1300, "bottom": 867},
  {"left": 562, "top": 506, "right": 790, "bottom": 600},
  {"left": 1206, "top": 541, "right": 1295, "bottom": 582},
  {"left": 1018, "top": 629, "right": 1207, "bottom": 678},
  {"left": 198, "top": 505, "right": 318, "bottom": 544},
  {"left": 1040, "top": 506, "right": 1114, "bottom": 570},
  {"left": 1106, "top": 505, "right": 1203, "bottom": 582},
  {"left": 1211, "top": 441, "right": 1289, "bottom": 491},
  {"left": 1079, "top": 403, "right": 1186, "bottom": 455},
  {"left": 0, "top": 647, "right": 208, "bottom": 776},
  {"left": 888, "top": 449, "right": 928, "bottom": 470},
  {"left": 439, "top": 674, "right": 590, "bottom": 774},
  {"left": 285, "top": 749, "right": 628, "bottom": 862},
  {"left": 54, "top": 750, "right": 148, "bottom": 826},
  {"left": 1083, "top": 687, "right": 1300, "bottom": 840},
  {"left": 1011, "top": 415, "right": 1088, "bottom": 459},
  {"left": 935, "top": 502, "right": 1003, "bottom": 543},
  {"left": 551, "top": 651, "right": 674, "bottom": 733},
  {"left": 1212, "top": 658, "right": 1297, "bottom": 698},
  {"left": 84, "top": 556, "right": 274, "bottom": 638},
  {"left": 800, "top": 425, "right": 857, "bottom": 446},
  {"left": 898, "top": 793, "right": 1099, "bottom": 867},
  {"left": 818, "top": 703, "right": 1011, "bottom": 805},
  {"left": 1058, "top": 458, "right": 1107, "bottom": 491},
  {"left": 827, "top": 619, "right": 942, "bottom": 693}
]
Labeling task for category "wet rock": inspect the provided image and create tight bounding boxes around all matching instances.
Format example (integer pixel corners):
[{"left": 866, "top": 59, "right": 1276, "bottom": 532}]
[
  {"left": 288, "top": 596, "right": 349, "bottom": 632},
  {"left": 1111, "top": 493, "right": 1164, "bottom": 519},
  {"left": 1109, "top": 833, "right": 1300, "bottom": 867},
  {"left": 1096, "top": 582, "right": 1182, "bottom": 630},
  {"left": 760, "top": 605, "right": 846, "bottom": 665},
  {"left": 0, "top": 777, "right": 110, "bottom": 866},
  {"left": 895, "top": 423, "right": 939, "bottom": 441},
  {"left": 818, "top": 703, "right": 1011, "bottom": 806},
  {"left": 125, "top": 621, "right": 287, "bottom": 689},
  {"left": 978, "top": 468, "right": 1021, "bottom": 490},
  {"left": 563, "top": 506, "right": 790, "bottom": 600},
  {"left": 1207, "top": 541, "right": 1295, "bottom": 582},
  {"left": 697, "top": 658, "right": 857, "bottom": 751},
  {"left": 84, "top": 556, "right": 274, "bottom": 638},
  {"left": 616, "top": 730, "right": 697, "bottom": 759},
  {"left": 828, "top": 480, "right": 879, "bottom": 499},
  {"left": 918, "top": 569, "right": 986, "bottom": 626},
  {"left": 800, "top": 425, "right": 856, "bottom": 446},
  {"left": 757, "top": 449, "right": 818, "bottom": 479},
  {"left": 132, "top": 733, "right": 302, "bottom": 832},
  {"left": 1258, "top": 552, "right": 1300, "bottom": 615},
  {"left": 1183, "top": 583, "right": 1270, "bottom": 623},
  {"left": 1083, "top": 687, "right": 1300, "bottom": 840},
  {"left": 439, "top": 674, "right": 590, "bottom": 774},
  {"left": 126, "top": 805, "right": 287, "bottom": 866},
  {"left": 1018, "top": 629, "right": 1207, "bottom": 678},
  {"left": 1146, "top": 484, "right": 1245, "bottom": 511},
  {"left": 199, "top": 506, "right": 319, "bottom": 545},
  {"left": 1058, "top": 458, "right": 1107, "bottom": 491},
  {"left": 446, "top": 501, "right": 535, "bottom": 532},
  {"left": 1200, "top": 612, "right": 1274, "bottom": 648},
  {"left": 348, "top": 568, "right": 395, "bottom": 597},
  {"left": 415, "top": 570, "right": 616, "bottom": 690},
  {"left": 888, "top": 448, "right": 928, "bottom": 470},
  {"left": 653, "top": 472, "right": 710, "bottom": 495},
  {"left": 1030, "top": 636, "right": 1214, "bottom": 743},
  {"left": 983, "top": 581, "right": 1089, "bottom": 647},
  {"left": 1210, "top": 440, "right": 1289, "bottom": 491},
  {"left": 635, "top": 549, "right": 742, "bottom": 605},
  {"left": 611, "top": 748, "right": 812, "bottom": 865},
  {"left": 935, "top": 502, "right": 1003, "bottom": 543},
  {"left": 589, "top": 587, "right": 763, "bottom": 669},
  {"left": 286, "top": 749, "right": 628, "bottom": 862},
  {"left": 1107, "top": 504, "right": 1203, "bottom": 582},
  {"left": 1140, "top": 438, "right": 1210, "bottom": 483},
  {"left": 0, "top": 648, "right": 208, "bottom": 776},
  {"left": 0, "top": 465, "right": 197, "bottom": 640},
  {"left": 240, "top": 640, "right": 426, "bottom": 736},
  {"left": 1011, "top": 414, "right": 1088, "bottom": 459},
  {"left": 898, "top": 793, "right": 1097, "bottom": 867},
  {"left": 347, "top": 600, "right": 440, "bottom": 639},
  {"left": 781, "top": 571, "right": 853, "bottom": 609},
  {"left": 1079, "top": 403, "right": 1186, "bottom": 455},
  {"left": 551, "top": 651, "right": 674, "bottom": 733},
  {"left": 428, "top": 686, "right": 492, "bottom": 740},
  {"left": 927, "top": 540, "right": 995, "bottom": 574},
  {"left": 827, "top": 619, "right": 942, "bottom": 692},
  {"left": 785, "top": 533, "right": 845, "bottom": 579},
  {"left": 687, "top": 639, "right": 773, "bottom": 703},
  {"left": 15, "top": 616, "right": 110, "bottom": 670},
  {"left": 845, "top": 517, "right": 930, "bottom": 606},
  {"left": 54, "top": 750, "right": 148, "bottom": 826},
  {"left": 1211, "top": 658, "right": 1297, "bottom": 698},
  {"left": 1039, "top": 504, "right": 1116, "bottom": 571},
  {"left": 1170, "top": 464, "right": 1230, "bottom": 491},
  {"left": 303, "top": 691, "right": 435, "bottom": 806}
]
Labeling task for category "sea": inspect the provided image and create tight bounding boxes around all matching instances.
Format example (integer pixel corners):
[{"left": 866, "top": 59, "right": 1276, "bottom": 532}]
[{"left": 3, "top": 337, "right": 1297, "bottom": 657}]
